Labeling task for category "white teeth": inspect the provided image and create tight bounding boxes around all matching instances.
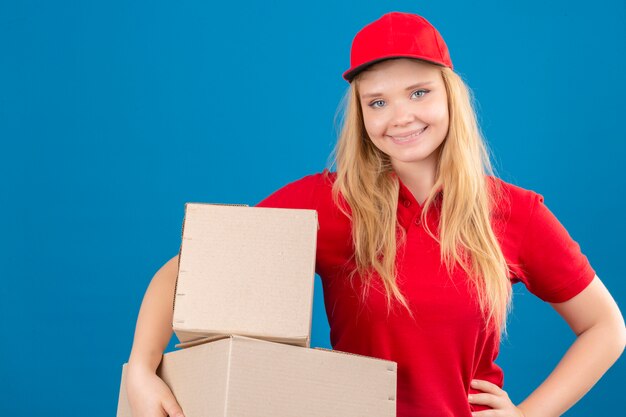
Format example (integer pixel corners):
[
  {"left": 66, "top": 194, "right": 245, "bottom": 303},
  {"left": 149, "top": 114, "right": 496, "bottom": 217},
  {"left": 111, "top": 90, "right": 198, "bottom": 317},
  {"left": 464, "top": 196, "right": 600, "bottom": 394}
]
[{"left": 392, "top": 127, "right": 427, "bottom": 142}]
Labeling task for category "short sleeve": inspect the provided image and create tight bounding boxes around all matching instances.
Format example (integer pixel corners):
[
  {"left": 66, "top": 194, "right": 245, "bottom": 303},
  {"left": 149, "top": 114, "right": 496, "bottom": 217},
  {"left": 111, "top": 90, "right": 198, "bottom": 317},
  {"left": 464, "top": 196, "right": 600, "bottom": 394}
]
[
  {"left": 255, "top": 173, "right": 321, "bottom": 211},
  {"left": 516, "top": 193, "right": 595, "bottom": 303},
  {"left": 255, "top": 172, "right": 337, "bottom": 276}
]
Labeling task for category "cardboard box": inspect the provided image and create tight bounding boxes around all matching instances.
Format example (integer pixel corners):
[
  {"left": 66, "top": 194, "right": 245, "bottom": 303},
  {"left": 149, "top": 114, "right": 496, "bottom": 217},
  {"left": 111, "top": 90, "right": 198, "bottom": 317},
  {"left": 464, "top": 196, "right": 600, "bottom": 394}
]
[
  {"left": 117, "top": 335, "right": 397, "bottom": 417},
  {"left": 173, "top": 203, "right": 318, "bottom": 347}
]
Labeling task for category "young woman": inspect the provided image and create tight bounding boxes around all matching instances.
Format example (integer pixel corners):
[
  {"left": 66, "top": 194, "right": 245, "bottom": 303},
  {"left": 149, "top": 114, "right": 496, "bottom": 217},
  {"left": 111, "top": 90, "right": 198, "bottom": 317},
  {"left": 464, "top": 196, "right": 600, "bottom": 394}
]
[{"left": 125, "top": 12, "right": 625, "bottom": 417}]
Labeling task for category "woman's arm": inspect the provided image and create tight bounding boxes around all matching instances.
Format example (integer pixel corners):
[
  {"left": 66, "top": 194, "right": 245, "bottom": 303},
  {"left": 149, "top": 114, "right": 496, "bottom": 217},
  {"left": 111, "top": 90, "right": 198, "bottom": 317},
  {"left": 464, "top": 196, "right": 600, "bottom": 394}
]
[
  {"left": 516, "top": 275, "right": 626, "bottom": 417},
  {"left": 128, "top": 254, "right": 179, "bottom": 371},
  {"left": 126, "top": 254, "right": 186, "bottom": 417}
]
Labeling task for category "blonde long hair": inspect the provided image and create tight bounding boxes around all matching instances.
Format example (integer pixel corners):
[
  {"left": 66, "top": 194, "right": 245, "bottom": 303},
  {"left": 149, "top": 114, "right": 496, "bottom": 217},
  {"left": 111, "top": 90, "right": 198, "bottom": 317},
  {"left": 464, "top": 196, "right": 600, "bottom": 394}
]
[{"left": 329, "top": 64, "right": 512, "bottom": 336}]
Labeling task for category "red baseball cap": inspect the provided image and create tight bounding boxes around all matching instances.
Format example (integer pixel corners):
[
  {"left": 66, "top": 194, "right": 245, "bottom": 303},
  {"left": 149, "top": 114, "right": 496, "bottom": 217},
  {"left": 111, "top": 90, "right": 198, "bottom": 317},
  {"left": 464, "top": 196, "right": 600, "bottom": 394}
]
[{"left": 343, "top": 12, "right": 453, "bottom": 82}]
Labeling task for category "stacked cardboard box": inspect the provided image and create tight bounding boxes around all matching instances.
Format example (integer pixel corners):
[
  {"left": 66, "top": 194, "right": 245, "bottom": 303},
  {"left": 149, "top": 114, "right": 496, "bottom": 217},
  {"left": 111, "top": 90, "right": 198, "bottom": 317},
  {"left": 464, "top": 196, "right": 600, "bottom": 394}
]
[{"left": 117, "top": 203, "right": 397, "bottom": 416}]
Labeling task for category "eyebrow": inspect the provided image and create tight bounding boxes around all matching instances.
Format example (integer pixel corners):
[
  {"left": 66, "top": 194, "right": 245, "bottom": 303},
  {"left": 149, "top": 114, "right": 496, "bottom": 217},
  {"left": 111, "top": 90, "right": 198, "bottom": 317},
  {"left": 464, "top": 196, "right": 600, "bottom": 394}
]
[{"left": 360, "top": 81, "right": 434, "bottom": 99}]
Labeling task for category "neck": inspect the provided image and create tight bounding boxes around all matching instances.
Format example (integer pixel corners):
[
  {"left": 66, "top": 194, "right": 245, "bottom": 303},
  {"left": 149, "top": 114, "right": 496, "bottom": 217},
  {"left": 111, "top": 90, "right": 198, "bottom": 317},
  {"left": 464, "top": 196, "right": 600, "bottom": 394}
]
[{"left": 392, "top": 150, "right": 440, "bottom": 205}]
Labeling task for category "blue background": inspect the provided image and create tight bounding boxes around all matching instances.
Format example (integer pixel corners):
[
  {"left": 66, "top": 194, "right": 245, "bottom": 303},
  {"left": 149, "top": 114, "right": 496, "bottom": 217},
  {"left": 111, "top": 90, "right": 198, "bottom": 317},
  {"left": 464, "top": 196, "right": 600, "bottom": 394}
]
[{"left": 1, "top": 0, "right": 624, "bottom": 415}]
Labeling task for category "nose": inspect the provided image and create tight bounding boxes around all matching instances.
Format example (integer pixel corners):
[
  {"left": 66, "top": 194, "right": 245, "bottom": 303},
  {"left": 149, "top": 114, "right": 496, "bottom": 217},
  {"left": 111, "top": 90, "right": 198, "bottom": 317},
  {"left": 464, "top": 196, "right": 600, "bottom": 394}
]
[{"left": 391, "top": 103, "right": 416, "bottom": 127}]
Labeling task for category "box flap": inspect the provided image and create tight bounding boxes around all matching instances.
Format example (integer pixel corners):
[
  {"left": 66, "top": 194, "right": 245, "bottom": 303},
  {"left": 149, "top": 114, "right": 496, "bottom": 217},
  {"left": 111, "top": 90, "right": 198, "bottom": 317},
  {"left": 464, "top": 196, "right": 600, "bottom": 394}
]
[
  {"left": 175, "top": 332, "right": 309, "bottom": 349},
  {"left": 313, "top": 347, "right": 397, "bottom": 370}
]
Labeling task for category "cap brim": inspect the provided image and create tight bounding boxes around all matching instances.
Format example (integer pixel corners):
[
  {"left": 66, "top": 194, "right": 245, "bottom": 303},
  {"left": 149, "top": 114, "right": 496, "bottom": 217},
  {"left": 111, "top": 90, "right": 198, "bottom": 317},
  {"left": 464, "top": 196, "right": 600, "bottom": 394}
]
[{"left": 342, "top": 55, "right": 448, "bottom": 82}]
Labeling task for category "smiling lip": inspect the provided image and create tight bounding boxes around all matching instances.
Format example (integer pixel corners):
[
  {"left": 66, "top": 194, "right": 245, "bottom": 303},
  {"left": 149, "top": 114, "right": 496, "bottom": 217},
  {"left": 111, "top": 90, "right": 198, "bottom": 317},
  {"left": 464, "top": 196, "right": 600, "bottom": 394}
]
[{"left": 388, "top": 126, "right": 428, "bottom": 143}]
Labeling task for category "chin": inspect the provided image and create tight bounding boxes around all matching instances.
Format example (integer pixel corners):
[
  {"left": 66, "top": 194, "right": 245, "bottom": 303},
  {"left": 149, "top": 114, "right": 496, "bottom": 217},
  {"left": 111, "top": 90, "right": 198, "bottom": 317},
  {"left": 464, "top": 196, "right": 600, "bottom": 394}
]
[{"left": 390, "top": 151, "right": 435, "bottom": 164}]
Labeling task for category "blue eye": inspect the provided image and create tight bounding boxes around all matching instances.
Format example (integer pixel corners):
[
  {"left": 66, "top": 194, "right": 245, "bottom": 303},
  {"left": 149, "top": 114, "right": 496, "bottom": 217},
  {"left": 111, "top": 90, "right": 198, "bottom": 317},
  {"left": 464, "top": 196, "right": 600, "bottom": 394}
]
[
  {"left": 411, "top": 89, "right": 429, "bottom": 98},
  {"left": 369, "top": 100, "right": 385, "bottom": 108}
]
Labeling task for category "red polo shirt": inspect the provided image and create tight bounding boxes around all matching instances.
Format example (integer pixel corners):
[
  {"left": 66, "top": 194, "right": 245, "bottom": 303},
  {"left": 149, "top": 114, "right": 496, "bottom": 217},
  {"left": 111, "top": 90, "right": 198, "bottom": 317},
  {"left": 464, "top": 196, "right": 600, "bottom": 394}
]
[{"left": 256, "top": 170, "right": 595, "bottom": 417}]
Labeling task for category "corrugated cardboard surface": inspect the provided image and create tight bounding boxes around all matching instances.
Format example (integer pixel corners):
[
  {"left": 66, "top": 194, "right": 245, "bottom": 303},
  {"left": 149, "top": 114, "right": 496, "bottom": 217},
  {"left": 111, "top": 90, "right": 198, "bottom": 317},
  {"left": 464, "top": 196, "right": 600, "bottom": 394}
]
[
  {"left": 173, "top": 204, "right": 318, "bottom": 347},
  {"left": 117, "top": 339, "right": 231, "bottom": 417},
  {"left": 117, "top": 335, "right": 397, "bottom": 417}
]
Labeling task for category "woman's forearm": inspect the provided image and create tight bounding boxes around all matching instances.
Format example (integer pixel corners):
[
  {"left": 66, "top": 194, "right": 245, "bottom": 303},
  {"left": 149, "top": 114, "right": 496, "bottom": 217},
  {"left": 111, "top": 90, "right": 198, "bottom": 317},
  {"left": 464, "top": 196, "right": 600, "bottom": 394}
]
[
  {"left": 127, "top": 255, "right": 180, "bottom": 373},
  {"left": 517, "top": 323, "right": 625, "bottom": 417}
]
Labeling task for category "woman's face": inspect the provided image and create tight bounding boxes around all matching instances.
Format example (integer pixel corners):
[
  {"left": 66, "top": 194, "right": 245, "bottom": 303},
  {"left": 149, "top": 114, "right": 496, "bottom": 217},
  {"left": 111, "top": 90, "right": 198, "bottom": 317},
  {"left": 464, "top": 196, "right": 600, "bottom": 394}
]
[{"left": 356, "top": 58, "right": 449, "bottom": 172}]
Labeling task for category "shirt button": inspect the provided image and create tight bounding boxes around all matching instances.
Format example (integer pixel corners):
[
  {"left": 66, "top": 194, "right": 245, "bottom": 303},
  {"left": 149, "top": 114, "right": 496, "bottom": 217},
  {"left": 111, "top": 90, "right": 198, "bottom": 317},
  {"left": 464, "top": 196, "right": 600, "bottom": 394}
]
[
  {"left": 415, "top": 218, "right": 421, "bottom": 226},
  {"left": 403, "top": 199, "right": 411, "bottom": 207}
]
